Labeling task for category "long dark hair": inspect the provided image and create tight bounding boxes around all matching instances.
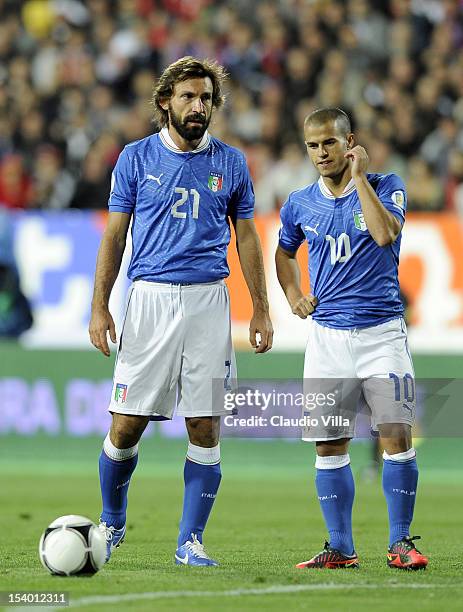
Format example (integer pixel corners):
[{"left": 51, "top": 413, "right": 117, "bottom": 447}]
[{"left": 152, "top": 56, "right": 227, "bottom": 127}]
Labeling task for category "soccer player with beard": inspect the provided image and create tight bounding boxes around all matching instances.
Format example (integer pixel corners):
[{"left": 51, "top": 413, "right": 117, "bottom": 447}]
[
  {"left": 276, "top": 108, "right": 428, "bottom": 570},
  {"left": 89, "top": 57, "right": 273, "bottom": 566}
]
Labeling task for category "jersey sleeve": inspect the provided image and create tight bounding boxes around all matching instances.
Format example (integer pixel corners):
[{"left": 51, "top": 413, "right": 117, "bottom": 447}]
[
  {"left": 228, "top": 153, "right": 255, "bottom": 219},
  {"left": 376, "top": 174, "right": 407, "bottom": 224},
  {"left": 108, "top": 146, "right": 136, "bottom": 213},
  {"left": 278, "top": 195, "right": 305, "bottom": 252}
]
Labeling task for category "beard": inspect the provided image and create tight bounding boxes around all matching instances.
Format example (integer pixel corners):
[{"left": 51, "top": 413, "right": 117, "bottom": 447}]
[{"left": 168, "top": 105, "right": 210, "bottom": 141}]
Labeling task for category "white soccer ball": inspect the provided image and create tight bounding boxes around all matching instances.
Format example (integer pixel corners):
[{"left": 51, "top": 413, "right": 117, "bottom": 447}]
[{"left": 39, "top": 515, "right": 106, "bottom": 576}]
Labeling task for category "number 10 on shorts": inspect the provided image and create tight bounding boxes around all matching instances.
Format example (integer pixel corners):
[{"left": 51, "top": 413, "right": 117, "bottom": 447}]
[{"left": 389, "top": 373, "right": 415, "bottom": 402}]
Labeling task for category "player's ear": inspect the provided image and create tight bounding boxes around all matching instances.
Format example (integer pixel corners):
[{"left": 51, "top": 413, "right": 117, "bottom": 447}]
[
  {"left": 346, "top": 133, "right": 354, "bottom": 149},
  {"left": 159, "top": 97, "right": 170, "bottom": 111}
]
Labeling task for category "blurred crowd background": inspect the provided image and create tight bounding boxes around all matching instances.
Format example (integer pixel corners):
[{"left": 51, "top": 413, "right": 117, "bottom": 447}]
[{"left": 0, "top": 0, "right": 463, "bottom": 215}]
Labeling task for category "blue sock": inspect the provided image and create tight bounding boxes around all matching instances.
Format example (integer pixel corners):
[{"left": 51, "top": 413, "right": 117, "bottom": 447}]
[
  {"left": 382, "top": 451, "right": 418, "bottom": 546},
  {"left": 99, "top": 436, "right": 138, "bottom": 530},
  {"left": 178, "top": 444, "right": 222, "bottom": 547},
  {"left": 315, "top": 456, "right": 355, "bottom": 556}
]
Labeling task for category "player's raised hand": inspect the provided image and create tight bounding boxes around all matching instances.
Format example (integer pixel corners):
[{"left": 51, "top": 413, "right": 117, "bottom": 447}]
[
  {"left": 344, "top": 145, "right": 369, "bottom": 177},
  {"left": 249, "top": 308, "right": 274, "bottom": 354},
  {"left": 291, "top": 294, "right": 318, "bottom": 319},
  {"left": 89, "top": 307, "right": 117, "bottom": 357}
]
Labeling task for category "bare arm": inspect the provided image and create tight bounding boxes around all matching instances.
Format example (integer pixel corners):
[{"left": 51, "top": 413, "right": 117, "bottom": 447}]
[
  {"left": 89, "top": 212, "right": 131, "bottom": 356},
  {"left": 346, "top": 146, "right": 402, "bottom": 247},
  {"left": 275, "top": 245, "right": 317, "bottom": 318},
  {"left": 233, "top": 218, "right": 273, "bottom": 353}
]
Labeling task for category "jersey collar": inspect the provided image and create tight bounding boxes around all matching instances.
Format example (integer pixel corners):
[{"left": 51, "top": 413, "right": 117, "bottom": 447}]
[
  {"left": 159, "top": 127, "right": 210, "bottom": 154},
  {"left": 318, "top": 176, "right": 356, "bottom": 199}
]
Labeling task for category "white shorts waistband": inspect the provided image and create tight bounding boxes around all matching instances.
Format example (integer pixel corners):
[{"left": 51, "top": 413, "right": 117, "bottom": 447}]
[
  {"left": 133, "top": 279, "right": 225, "bottom": 291},
  {"left": 312, "top": 317, "right": 402, "bottom": 335}
]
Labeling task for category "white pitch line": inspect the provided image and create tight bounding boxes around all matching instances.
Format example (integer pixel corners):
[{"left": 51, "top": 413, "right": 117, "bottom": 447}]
[{"left": 5, "top": 582, "right": 454, "bottom": 611}]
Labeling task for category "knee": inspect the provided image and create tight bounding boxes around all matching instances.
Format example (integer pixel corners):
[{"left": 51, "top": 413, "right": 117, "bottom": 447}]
[
  {"left": 316, "top": 438, "right": 350, "bottom": 457},
  {"left": 110, "top": 415, "right": 147, "bottom": 448},
  {"left": 186, "top": 417, "right": 220, "bottom": 447},
  {"left": 378, "top": 423, "right": 412, "bottom": 455}
]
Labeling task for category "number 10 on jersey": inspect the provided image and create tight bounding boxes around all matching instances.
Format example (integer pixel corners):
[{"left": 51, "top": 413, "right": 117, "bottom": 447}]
[
  {"left": 172, "top": 187, "right": 200, "bottom": 219},
  {"left": 326, "top": 233, "right": 352, "bottom": 264}
]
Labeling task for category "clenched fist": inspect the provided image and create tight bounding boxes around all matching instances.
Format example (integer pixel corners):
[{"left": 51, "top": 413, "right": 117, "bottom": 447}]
[
  {"left": 290, "top": 294, "right": 318, "bottom": 319},
  {"left": 344, "top": 145, "right": 369, "bottom": 178}
]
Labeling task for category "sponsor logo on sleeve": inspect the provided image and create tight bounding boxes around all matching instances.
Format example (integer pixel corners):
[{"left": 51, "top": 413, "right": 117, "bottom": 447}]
[{"left": 391, "top": 190, "right": 405, "bottom": 210}]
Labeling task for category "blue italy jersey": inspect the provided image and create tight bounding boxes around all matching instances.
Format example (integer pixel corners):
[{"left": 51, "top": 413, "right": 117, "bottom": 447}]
[
  {"left": 108, "top": 128, "right": 254, "bottom": 283},
  {"left": 279, "top": 173, "right": 407, "bottom": 329}
]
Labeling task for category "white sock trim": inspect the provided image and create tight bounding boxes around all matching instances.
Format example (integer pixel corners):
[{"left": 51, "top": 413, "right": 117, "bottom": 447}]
[
  {"left": 383, "top": 448, "right": 416, "bottom": 462},
  {"left": 103, "top": 433, "right": 138, "bottom": 461},
  {"left": 187, "top": 442, "right": 220, "bottom": 465},
  {"left": 315, "top": 454, "right": 350, "bottom": 470}
]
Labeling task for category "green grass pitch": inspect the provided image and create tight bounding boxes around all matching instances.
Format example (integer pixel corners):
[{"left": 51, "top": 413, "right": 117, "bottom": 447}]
[{"left": 1, "top": 436, "right": 462, "bottom": 612}]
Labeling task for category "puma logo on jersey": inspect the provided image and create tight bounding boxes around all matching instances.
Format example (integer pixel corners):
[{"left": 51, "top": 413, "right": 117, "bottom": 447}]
[
  {"left": 147, "top": 173, "right": 163, "bottom": 185},
  {"left": 304, "top": 223, "right": 319, "bottom": 236}
]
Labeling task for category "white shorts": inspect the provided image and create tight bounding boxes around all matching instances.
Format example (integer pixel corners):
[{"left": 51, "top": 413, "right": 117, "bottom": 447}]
[
  {"left": 109, "top": 280, "right": 236, "bottom": 419},
  {"left": 302, "top": 318, "right": 415, "bottom": 441}
]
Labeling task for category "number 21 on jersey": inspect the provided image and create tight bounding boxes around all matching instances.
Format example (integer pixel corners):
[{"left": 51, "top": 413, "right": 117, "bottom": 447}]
[
  {"left": 326, "top": 233, "right": 352, "bottom": 265},
  {"left": 171, "top": 187, "right": 200, "bottom": 219}
]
